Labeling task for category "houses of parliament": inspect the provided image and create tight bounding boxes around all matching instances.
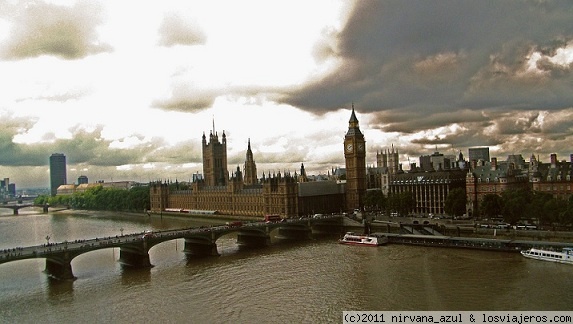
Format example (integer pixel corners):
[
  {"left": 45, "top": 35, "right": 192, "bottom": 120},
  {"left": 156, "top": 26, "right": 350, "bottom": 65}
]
[
  {"left": 149, "top": 107, "right": 367, "bottom": 217},
  {"left": 150, "top": 105, "right": 573, "bottom": 218}
]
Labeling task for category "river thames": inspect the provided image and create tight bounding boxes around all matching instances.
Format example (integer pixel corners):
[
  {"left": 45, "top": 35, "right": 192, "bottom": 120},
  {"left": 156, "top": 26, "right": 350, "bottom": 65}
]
[{"left": 0, "top": 208, "right": 572, "bottom": 323}]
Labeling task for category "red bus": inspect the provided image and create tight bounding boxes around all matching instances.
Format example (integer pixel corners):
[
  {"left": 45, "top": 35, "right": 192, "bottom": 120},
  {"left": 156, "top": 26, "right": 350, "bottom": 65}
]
[
  {"left": 226, "top": 221, "right": 243, "bottom": 227},
  {"left": 264, "top": 214, "right": 281, "bottom": 222}
]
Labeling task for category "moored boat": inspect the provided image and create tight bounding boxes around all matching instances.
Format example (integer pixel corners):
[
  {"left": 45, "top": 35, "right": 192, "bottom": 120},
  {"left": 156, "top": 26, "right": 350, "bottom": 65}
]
[
  {"left": 339, "top": 232, "right": 387, "bottom": 246},
  {"left": 520, "top": 247, "right": 573, "bottom": 264}
]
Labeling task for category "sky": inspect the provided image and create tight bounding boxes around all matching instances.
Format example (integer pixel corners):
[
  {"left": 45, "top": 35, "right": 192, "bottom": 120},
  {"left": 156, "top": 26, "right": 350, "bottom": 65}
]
[{"left": 0, "top": 0, "right": 572, "bottom": 189}]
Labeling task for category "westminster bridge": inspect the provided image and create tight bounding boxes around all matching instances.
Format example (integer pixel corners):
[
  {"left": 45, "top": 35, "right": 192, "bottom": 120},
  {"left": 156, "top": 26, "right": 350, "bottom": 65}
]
[{"left": 0, "top": 215, "right": 344, "bottom": 280}]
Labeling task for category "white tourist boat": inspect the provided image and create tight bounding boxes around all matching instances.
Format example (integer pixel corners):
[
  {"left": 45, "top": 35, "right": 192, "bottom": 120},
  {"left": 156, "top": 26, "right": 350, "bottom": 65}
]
[
  {"left": 339, "top": 232, "right": 387, "bottom": 246},
  {"left": 520, "top": 247, "right": 573, "bottom": 265}
]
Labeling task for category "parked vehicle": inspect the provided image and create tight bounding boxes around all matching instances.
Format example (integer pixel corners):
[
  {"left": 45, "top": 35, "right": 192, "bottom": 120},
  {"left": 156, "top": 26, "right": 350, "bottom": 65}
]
[{"left": 263, "top": 214, "right": 281, "bottom": 223}]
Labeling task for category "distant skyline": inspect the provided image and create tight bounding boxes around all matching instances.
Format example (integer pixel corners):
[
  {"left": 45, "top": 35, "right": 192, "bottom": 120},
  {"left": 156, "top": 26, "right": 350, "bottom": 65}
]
[{"left": 0, "top": 1, "right": 572, "bottom": 188}]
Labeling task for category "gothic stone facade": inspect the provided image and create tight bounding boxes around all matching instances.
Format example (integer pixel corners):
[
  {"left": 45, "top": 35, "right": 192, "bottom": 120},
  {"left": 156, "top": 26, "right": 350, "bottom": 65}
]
[
  {"left": 150, "top": 172, "right": 298, "bottom": 217},
  {"left": 149, "top": 117, "right": 353, "bottom": 217},
  {"left": 344, "top": 105, "right": 367, "bottom": 212}
]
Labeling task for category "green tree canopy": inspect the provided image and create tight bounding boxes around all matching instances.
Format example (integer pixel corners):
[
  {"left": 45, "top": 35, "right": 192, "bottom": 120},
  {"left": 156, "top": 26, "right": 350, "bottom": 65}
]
[
  {"left": 363, "top": 189, "right": 386, "bottom": 211},
  {"left": 444, "top": 188, "right": 467, "bottom": 217},
  {"left": 387, "top": 191, "right": 415, "bottom": 216},
  {"left": 480, "top": 194, "right": 503, "bottom": 219},
  {"left": 501, "top": 188, "right": 532, "bottom": 225},
  {"left": 34, "top": 185, "right": 150, "bottom": 212}
]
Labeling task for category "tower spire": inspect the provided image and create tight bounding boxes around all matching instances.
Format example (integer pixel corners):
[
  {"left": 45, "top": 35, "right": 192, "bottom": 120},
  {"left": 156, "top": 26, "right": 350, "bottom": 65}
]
[
  {"left": 348, "top": 103, "right": 359, "bottom": 128},
  {"left": 212, "top": 115, "right": 215, "bottom": 134}
]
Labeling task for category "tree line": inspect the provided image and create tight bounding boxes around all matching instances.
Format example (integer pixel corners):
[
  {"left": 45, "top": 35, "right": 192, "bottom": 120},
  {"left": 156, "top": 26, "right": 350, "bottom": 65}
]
[
  {"left": 364, "top": 187, "right": 573, "bottom": 227},
  {"left": 34, "top": 186, "right": 150, "bottom": 212},
  {"left": 480, "top": 189, "right": 573, "bottom": 226}
]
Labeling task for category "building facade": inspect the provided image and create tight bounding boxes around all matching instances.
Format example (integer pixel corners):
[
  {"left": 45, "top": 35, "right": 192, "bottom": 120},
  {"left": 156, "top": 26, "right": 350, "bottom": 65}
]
[
  {"left": 50, "top": 153, "right": 67, "bottom": 196},
  {"left": 0, "top": 178, "right": 16, "bottom": 199},
  {"left": 389, "top": 169, "right": 467, "bottom": 216},
  {"left": 370, "top": 145, "right": 400, "bottom": 195},
  {"left": 530, "top": 154, "right": 573, "bottom": 200},
  {"left": 202, "top": 129, "right": 228, "bottom": 187},
  {"left": 149, "top": 124, "right": 347, "bottom": 217},
  {"left": 465, "top": 157, "right": 529, "bottom": 218}
]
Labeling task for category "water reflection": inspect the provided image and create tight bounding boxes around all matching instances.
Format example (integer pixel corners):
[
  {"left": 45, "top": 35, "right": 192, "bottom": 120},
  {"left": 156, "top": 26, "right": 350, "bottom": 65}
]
[
  {"left": 2, "top": 211, "right": 573, "bottom": 323},
  {"left": 46, "top": 277, "right": 74, "bottom": 300},
  {"left": 120, "top": 266, "right": 151, "bottom": 286}
]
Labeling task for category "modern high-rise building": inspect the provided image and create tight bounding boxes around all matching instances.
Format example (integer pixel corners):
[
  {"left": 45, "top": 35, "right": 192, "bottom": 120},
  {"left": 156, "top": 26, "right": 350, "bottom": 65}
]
[
  {"left": 468, "top": 147, "right": 490, "bottom": 163},
  {"left": 0, "top": 178, "right": 15, "bottom": 198},
  {"left": 50, "top": 153, "right": 67, "bottom": 196}
]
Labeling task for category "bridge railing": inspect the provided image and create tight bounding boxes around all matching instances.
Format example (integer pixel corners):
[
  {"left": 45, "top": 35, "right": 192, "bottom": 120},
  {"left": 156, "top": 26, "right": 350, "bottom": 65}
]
[{"left": 0, "top": 214, "right": 344, "bottom": 261}]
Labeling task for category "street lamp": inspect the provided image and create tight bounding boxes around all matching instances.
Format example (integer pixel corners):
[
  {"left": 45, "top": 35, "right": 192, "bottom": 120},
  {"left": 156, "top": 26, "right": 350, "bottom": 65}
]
[
  {"left": 120, "top": 227, "right": 124, "bottom": 236},
  {"left": 45, "top": 235, "right": 51, "bottom": 246}
]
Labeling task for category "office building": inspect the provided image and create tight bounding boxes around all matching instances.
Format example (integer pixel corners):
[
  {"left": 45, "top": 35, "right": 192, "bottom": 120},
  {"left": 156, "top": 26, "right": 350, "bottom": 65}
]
[
  {"left": 468, "top": 147, "right": 490, "bottom": 163},
  {"left": 50, "top": 153, "right": 67, "bottom": 196}
]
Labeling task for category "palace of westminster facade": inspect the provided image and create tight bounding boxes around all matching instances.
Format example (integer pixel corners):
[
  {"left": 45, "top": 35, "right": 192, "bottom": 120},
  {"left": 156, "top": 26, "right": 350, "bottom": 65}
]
[{"left": 150, "top": 108, "right": 573, "bottom": 218}]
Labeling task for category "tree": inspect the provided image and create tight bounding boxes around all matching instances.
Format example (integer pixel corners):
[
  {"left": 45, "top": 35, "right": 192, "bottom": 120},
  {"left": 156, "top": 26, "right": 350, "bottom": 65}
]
[
  {"left": 501, "top": 188, "right": 532, "bottom": 225},
  {"left": 388, "top": 191, "right": 415, "bottom": 216},
  {"left": 526, "top": 191, "right": 553, "bottom": 225},
  {"left": 444, "top": 188, "right": 467, "bottom": 217},
  {"left": 36, "top": 185, "right": 150, "bottom": 212},
  {"left": 480, "top": 194, "right": 503, "bottom": 219},
  {"left": 363, "top": 190, "right": 386, "bottom": 211},
  {"left": 559, "top": 196, "right": 573, "bottom": 227}
]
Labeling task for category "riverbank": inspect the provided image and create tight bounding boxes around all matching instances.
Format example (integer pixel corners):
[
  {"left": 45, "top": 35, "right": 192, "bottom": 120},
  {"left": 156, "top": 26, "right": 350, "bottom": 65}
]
[
  {"left": 52, "top": 208, "right": 262, "bottom": 222},
  {"left": 52, "top": 209, "right": 573, "bottom": 244},
  {"left": 367, "top": 220, "right": 573, "bottom": 243}
]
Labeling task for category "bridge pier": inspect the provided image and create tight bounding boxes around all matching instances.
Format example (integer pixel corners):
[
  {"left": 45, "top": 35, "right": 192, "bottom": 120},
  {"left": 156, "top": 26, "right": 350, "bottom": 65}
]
[
  {"left": 237, "top": 232, "right": 271, "bottom": 247},
  {"left": 43, "top": 204, "right": 49, "bottom": 213},
  {"left": 183, "top": 238, "right": 219, "bottom": 256},
  {"left": 119, "top": 249, "right": 152, "bottom": 267},
  {"left": 276, "top": 226, "right": 312, "bottom": 240},
  {"left": 13, "top": 209, "right": 18, "bottom": 215},
  {"left": 44, "top": 254, "right": 75, "bottom": 280}
]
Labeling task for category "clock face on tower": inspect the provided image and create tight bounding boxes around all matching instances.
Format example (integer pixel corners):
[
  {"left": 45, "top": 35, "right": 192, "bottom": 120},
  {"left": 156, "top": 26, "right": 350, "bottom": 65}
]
[
  {"left": 357, "top": 143, "right": 364, "bottom": 152},
  {"left": 346, "top": 143, "right": 353, "bottom": 152}
]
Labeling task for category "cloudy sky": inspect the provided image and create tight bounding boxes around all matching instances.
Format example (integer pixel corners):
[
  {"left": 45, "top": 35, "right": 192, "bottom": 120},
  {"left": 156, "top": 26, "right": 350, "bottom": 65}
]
[{"left": 1, "top": 0, "right": 572, "bottom": 189}]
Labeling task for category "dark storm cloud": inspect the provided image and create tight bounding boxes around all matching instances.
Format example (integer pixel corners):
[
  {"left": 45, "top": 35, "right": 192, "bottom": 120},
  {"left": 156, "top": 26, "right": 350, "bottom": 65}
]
[
  {"left": 157, "top": 13, "right": 207, "bottom": 47},
  {"left": 403, "top": 109, "right": 573, "bottom": 159},
  {"left": 0, "top": 117, "right": 47, "bottom": 166},
  {"left": 369, "top": 109, "right": 490, "bottom": 134},
  {"left": 280, "top": 0, "right": 573, "bottom": 114},
  {"left": 0, "top": 1, "right": 111, "bottom": 60}
]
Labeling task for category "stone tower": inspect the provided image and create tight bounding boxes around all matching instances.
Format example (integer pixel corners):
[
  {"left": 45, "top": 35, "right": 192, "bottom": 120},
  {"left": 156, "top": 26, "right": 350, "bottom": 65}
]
[
  {"left": 243, "top": 138, "right": 258, "bottom": 186},
  {"left": 344, "top": 104, "right": 367, "bottom": 212},
  {"left": 202, "top": 123, "right": 228, "bottom": 187},
  {"left": 376, "top": 144, "right": 399, "bottom": 176}
]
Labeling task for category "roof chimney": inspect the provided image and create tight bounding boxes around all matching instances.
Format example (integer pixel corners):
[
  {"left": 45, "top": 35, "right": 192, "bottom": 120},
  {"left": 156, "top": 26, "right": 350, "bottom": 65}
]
[{"left": 491, "top": 157, "right": 497, "bottom": 171}]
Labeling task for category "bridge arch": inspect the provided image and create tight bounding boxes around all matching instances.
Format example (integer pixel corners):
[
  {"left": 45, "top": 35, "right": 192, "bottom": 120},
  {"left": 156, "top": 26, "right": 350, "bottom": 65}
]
[{"left": 0, "top": 215, "right": 344, "bottom": 280}]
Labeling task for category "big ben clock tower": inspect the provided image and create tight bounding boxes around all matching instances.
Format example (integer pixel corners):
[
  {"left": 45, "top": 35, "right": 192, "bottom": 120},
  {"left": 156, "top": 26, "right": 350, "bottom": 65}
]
[{"left": 344, "top": 104, "right": 366, "bottom": 212}]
